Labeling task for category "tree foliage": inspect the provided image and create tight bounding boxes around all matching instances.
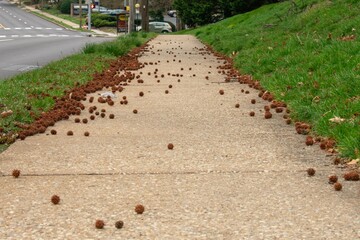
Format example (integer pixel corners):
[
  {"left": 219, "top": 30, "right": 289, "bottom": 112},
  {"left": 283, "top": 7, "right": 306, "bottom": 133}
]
[{"left": 173, "top": 0, "right": 280, "bottom": 27}]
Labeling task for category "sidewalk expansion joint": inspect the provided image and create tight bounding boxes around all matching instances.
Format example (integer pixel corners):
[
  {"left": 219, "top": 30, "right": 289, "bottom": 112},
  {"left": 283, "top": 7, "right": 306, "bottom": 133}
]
[{"left": 1, "top": 168, "right": 335, "bottom": 178}]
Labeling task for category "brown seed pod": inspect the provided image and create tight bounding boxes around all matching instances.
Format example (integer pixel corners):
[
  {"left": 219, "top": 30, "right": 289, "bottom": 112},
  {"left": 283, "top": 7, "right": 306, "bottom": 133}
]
[
  {"left": 249, "top": 111, "right": 255, "bottom": 117},
  {"left": 333, "top": 157, "right": 341, "bottom": 165},
  {"left": 51, "top": 195, "right": 60, "bottom": 205},
  {"left": 343, "top": 171, "right": 360, "bottom": 181},
  {"left": 101, "top": 113, "right": 106, "bottom": 118},
  {"left": 168, "top": 85, "right": 173, "bottom": 88},
  {"left": 89, "top": 96, "right": 94, "bottom": 103},
  {"left": 307, "top": 168, "right": 316, "bottom": 176},
  {"left": 139, "top": 91, "right": 144, "bottom": 97},
  {"left": 50, "top": 129, "right": 57, "bottom": 135},
  {"left": 67, "top": 131, "right": 73, "bottom": 136},
  {"left": 275, "top": 107, "right": 283, "bottom": 113},
  {"left": 133, "top": 109, "right": 138, "bottom": 114},
  {"left": 74, "top": 118, "right": 80, "bottom": 123},
  {"left": 235, "top": 103, "right": 240, "bottom": 108},
  {"left": 109, "top": 114, "right": 115, "bottom": 119},
  {"left": 135, "top": 204, "right": 145, "bottom": 214},
  {"left": 264, "top": 111, "right": 272, "bottom": 119},
  {"left": 165, "top": 90, "right": 169, "bottom": 94},
  {"left": 167, "top": 143, "right": 174, "bottom": 150},
  {"left": 285, "top": 119, "right": 292, "bottom": 124},
  {"left": 115, "top": 220, "right": 124, "bottom": 229},
  {"left": 95, "top": 220, "right": 105, "bottom": 229},
  {"left": 334, "top": 182, "right": 342, "bottom": 191},
  {"left": 84, "top": 131, "right": 90, "bottom": 137},
  {"left": 82, "top": 118, "right": 88, "bottom": 124},
  {"left": 264, "top": 106, "right": 270, "bottom": 112},
  {"left": 219, "top": 89, "right": 224, "bottom": 95},
  {"left": 12, "top": 169, "right": 20, "bottom": 178},
  {"left": 251, "top": 99, "right": 256, "bottom": 104},
  {"left": 305, "top": 136, "right": 314, "bottom": 146},
  {"left": 328, "top": 175, "right": 338, "bottom": 184},
  {"left": 90, "top": 115, "right": 95, "bottom": 120}
]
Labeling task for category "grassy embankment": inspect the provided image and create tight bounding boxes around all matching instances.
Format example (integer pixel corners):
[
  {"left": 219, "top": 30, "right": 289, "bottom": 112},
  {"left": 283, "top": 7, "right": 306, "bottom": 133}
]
[
  {"left": 0, "top": 32, "right": 155, "bottom": 151},
  {"left": 187, "top": 0, "right": 360, "bottom": 159}
]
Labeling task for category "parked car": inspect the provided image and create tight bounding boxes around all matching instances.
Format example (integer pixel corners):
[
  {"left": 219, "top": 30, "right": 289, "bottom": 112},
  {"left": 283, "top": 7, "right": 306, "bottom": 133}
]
[
  {"left": 73, "top": 5, "right": 89, "bottom": 15},
  {"left": 107, "top": 9, "right": 127, "bottom": 16},
  {"left": 138, "top": 22, "right": 172, "bottom": 33},
  {"left": 167, "top": 10, "right": 176, "bottom": 17},
  {"left": 92, "top": 6, "right": 109, "bottom": 13}
]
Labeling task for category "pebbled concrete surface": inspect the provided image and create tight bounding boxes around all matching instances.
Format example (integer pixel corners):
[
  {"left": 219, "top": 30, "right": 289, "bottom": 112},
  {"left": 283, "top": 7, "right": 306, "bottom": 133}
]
[{"left": 0, "top": 35, "right": 359, "bottom": 239}]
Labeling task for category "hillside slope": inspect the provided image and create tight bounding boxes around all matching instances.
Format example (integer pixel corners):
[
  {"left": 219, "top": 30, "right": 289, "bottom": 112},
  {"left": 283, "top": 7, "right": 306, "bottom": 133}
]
[{"left": 189, "top": 0, "right": 360, "bottom": 159}]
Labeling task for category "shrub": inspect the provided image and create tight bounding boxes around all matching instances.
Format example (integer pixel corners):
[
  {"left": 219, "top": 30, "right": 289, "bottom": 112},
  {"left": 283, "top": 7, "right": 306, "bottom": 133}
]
[{"left": 59, "top": 0, "right": 76, "bottom": 14}]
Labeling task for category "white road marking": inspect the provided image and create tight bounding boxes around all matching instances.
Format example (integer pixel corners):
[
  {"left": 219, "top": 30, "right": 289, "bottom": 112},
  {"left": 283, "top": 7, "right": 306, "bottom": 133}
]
[
  {"left": 0, "top": 34, "right": 84, "bottom": 38},
  {"left": 0, "top": 39, "right": 13, "bottom": 42},
  {"left": 0, "top": 27, "right": 65, "bottom": 30}
]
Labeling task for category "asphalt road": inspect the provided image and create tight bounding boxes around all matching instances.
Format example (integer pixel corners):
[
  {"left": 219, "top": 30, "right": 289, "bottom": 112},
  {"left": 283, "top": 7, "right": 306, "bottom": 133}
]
[{"left": 0, "top": 0, "right": 114, "bottom": 80}]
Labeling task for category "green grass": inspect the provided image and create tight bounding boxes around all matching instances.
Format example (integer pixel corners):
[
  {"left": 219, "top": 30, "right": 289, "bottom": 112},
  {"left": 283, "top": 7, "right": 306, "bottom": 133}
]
[
  {"left": 187, "top": 0, "right": 360, "bottom": 159},
  {"left": 41, "top": 7, "right": 83, "bottom": 25},
  {"left": 0, "top": 32, "right": 155, "bottom": 146}
]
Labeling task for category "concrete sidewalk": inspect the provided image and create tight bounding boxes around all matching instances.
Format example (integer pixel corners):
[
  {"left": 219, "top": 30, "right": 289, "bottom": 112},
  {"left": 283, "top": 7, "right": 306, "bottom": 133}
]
[{"left": 0, "top": 35, "right": 359, "bottom": 239}]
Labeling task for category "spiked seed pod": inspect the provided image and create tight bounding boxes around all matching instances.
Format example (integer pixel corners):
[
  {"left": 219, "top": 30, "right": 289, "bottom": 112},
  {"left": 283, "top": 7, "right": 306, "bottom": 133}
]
[
  {"left": 264, "top": 111, "right": 272, "bottom": 119},
  {"left": 305, "top": 136, "right": 314, "bottom": 146},
  {"left": 12, "top": 169, "right": 20, "bottom": 178},
  {"left": 328, "top": 175, "right": 338, "bottom": 184},
  {"left": 334, "top": 182, "right": 342, "bottom": 191},
  {"left": 51, "top": 195, "right": 60, "bottom": 204},
  {"left": 343, "top": 171, "right": 360, "bottom": 181},
  {"left": 135, "top": 204, "right": 145, "bottom": 214},
  {"left": 95, "top": 220, "right": 105, "bottom": 229},
  {"left": 307, "top": 168, "right": 316, "bottom": 176},
  {"left": 115, "top": 221, "right": 124, "bottom": 229}
]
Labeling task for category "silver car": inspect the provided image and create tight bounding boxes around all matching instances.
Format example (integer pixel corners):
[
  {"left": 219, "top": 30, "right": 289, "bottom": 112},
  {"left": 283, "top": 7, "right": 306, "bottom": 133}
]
[{"left": 138, "top": 22, "right": 172, "bottom": 33}]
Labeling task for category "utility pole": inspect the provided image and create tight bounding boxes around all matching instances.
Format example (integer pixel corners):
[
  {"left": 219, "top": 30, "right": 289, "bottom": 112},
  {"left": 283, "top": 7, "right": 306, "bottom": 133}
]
[
  {"left": 79, "top": 0, "right": 82, "bottom": 29},
  {"left": 140, "top": 0, "right": 149, "bottom": 32},
  {"left": 87, "top": 0, "right": 91, "bottom": 31},
  {"left": 128, "top": 0, "right": 135, "bottom": 33}
]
